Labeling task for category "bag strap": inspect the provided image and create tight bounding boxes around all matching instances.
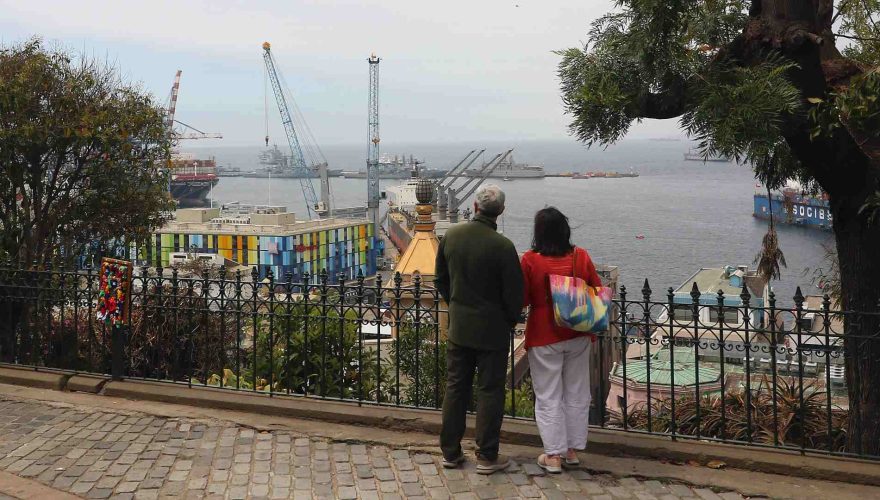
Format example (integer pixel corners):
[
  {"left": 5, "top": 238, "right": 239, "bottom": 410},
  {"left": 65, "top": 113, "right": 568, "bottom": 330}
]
[{"left": 570, "top": 246, "right": 578, "bottom": 280}]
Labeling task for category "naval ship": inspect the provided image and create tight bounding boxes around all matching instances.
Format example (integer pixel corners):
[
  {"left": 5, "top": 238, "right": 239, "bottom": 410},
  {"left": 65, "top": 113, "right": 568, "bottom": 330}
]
[{"left": 243, "top": 145, "right": 342, "bottom": 178}]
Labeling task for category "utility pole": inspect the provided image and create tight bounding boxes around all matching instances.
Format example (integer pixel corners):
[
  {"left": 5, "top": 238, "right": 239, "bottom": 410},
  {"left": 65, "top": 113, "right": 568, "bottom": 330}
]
[{"left": 367, "top": 54, "right": 381, "bottom": 252}]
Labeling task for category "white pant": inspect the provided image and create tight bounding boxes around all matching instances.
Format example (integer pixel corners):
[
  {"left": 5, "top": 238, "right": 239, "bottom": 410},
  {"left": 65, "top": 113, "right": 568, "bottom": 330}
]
[{"left": 528, "top": 336, "right": 592, "bottom": 456}]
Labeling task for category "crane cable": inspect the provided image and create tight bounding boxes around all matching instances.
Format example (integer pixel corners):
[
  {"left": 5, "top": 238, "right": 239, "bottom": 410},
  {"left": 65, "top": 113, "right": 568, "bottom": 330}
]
[{"left": 264, "top": 64, "right": 269, "bottom": 147}]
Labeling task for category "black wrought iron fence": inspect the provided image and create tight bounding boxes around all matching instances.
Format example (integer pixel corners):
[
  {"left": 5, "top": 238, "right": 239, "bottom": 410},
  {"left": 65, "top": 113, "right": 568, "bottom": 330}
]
[{"left": 0, "top": 260, "right": 876, "bottom": 460}]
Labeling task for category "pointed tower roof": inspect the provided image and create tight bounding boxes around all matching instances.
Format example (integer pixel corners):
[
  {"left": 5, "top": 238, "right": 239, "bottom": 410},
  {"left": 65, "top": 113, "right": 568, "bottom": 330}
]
[{"left": 389, "top": 177, "right": 439, "bottom": 285}]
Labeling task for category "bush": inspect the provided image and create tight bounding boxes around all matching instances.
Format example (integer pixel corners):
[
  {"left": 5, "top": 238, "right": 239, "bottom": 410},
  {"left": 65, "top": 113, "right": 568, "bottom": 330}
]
[{"left": 610, "top": 377, "right": 847, "bottom": 451}]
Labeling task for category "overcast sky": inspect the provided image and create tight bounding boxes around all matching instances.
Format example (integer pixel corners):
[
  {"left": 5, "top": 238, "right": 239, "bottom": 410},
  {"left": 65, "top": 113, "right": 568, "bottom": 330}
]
[{"left": 1, "top": 0, "right": 682, "bottom": 146}]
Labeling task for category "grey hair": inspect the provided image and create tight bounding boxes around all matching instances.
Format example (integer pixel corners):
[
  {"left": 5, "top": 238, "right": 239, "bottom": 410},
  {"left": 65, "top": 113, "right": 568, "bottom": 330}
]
[{"left": 475, "top": 184, "right": 505, "bottom": 217}]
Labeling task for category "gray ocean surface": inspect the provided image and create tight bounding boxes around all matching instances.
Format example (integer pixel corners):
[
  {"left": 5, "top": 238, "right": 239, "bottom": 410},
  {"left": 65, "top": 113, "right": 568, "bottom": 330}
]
[{"left": 184, "top": 139, "right": 834, "bottom": 303}]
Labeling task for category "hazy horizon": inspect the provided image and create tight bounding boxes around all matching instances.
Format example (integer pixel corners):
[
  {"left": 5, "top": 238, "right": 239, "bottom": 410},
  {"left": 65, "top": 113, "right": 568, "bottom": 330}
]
[{"left": 1, "top": 0, "right": 685, "bottom": 146}]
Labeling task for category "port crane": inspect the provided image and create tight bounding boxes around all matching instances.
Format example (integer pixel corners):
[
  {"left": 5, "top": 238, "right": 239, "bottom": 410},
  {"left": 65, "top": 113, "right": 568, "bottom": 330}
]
[
  {"left": 164, "top": 70, "right": 223, "bottom": 141},
  {"left": 445, "top": 150, "right": 512, "bottom": 221},
  {"left": 367, "top": 54, "right": 381, "bottom": 239},
  {"left": 262, "top": 42, "right": 330, "bottom": 219}
]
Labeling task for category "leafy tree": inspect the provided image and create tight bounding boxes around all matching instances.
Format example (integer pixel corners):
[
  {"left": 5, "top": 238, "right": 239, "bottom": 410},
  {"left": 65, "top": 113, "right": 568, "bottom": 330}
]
[
  {"left": 557, "top": 1, "right": 880, "bottom": 454},
  {"left": 0, "top": 38, "right": 173, "bottom": 265}
]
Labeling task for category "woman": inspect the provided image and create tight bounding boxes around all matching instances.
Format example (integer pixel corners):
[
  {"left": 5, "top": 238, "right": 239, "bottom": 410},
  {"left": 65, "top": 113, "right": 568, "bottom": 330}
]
[{"left": 520, "top": 207, "right": 602, "bottom": 473}]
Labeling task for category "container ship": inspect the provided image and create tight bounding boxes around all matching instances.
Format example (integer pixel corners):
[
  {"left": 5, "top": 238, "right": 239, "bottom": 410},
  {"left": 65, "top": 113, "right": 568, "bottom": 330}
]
[
  {"left": 753, "top": 184, "right": 832, "bottom": 230},
  {"left": 169, "top": 154, "right": 219, "bottom": 208}
]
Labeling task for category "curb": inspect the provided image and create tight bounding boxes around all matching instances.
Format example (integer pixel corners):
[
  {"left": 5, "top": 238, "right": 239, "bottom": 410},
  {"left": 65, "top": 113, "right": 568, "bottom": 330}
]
[
  {"left": 66, "top": 375, "right": 110, "bottom": 394},
  {"left": 0, "top": 367, "right": 68, "bottom": 391}
]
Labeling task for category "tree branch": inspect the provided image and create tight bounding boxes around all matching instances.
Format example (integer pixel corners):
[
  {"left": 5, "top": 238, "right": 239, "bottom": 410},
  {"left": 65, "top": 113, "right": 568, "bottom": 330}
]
[
  {"left": 834, "top": 32, "right": 880, "bottom": 42},
  {"left": 832, "top": 0, "right": 851, "bottom": 25}
]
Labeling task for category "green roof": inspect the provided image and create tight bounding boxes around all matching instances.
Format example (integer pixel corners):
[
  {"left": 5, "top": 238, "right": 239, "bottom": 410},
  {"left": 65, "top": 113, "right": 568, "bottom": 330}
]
[{"left": 613, "top": 347, "right": 721, "bottom": 386}]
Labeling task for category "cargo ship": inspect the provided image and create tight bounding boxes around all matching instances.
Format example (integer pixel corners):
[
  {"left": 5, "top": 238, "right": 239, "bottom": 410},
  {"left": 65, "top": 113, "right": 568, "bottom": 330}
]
[
  {"left": 169, "top": 154, "right": 219, "bottom": 208},
  {"left": 466, "top": 154, "right": 545, "bottom": 179},
  {"left": 383, "top": 175, "right": 462, "bottom": 253},
  {"left": 753, "top": 184, "right": 832, "bottom": 230}
]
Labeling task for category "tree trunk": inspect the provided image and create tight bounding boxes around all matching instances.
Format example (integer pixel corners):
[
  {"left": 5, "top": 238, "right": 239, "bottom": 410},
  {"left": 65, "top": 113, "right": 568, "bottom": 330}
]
[
  {"left": 746, "top": 0, "right": 880, "bottom": 456},
  {"left": 832, "top": 196, "right": 880, "bottom": 455}
]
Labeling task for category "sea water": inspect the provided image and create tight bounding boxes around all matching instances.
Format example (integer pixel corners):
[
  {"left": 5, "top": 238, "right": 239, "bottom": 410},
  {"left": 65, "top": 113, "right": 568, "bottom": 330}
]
[{"left": 187, "top": 139, "right": 834, "bottom": 302}]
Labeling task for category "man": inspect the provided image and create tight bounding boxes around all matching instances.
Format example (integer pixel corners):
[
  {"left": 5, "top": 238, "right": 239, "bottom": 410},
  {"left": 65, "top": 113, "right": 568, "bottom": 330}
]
[{"left": 435, "top": 184, "right": 524, "bottom": 474}]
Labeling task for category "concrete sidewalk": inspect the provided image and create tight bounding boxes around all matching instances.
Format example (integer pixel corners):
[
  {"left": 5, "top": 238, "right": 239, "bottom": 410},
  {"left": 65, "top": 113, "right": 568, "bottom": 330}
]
[{"left": 0, "top": 383, "right": 877, "bottom": 500}]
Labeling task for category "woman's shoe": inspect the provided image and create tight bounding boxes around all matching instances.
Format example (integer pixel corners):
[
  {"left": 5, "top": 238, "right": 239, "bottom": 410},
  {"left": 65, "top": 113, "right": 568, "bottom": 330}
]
[
  {"left": 537, "top": 454, "right": 562, "bottom": 474},
  {"left": 564, "top": 449, "right": 580, "bottom": 467}
]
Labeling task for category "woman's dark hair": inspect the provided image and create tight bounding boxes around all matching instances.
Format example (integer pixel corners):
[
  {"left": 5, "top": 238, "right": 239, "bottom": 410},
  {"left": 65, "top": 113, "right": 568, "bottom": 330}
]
[{"left": 531, "top": 207, "right": 573, "bottom": 256}]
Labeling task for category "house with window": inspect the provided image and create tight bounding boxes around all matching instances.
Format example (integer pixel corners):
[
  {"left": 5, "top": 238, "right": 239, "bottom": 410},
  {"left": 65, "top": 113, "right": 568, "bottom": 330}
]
[{"left": 646, "top": 266, "right": 771, "bottom": 365}]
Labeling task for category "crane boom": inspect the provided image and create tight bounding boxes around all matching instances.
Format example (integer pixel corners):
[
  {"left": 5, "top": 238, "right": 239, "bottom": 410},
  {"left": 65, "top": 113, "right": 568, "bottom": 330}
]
[
  {"left": 367, "top": 54, "right": 381, "bottom": 238},
  {"left": 262, "top": 42, "right": 325, "bottom": 218},
  {"left": 165, "top": 70, "right": 182, "bottom": 132},
  {"left": 165, "top": 71, "right": 223, "bottom": 141}
]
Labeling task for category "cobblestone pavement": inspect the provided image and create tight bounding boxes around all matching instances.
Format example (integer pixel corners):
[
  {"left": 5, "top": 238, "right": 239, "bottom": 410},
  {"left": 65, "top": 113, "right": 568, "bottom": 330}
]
[{"left": 0, "top": 397, "right": 745, "bottom": 500}]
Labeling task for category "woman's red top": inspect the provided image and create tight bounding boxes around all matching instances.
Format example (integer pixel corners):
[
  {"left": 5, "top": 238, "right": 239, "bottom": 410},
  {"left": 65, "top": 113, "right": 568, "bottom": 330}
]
[{"left": 520, "top": 247, "right": 603, "bottom": 349}]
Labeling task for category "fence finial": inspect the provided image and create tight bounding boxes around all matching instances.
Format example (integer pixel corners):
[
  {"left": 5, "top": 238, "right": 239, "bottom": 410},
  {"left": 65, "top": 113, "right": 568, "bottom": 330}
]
[{"left": 740, "top": 281, "right": 751, "bottom": 304}]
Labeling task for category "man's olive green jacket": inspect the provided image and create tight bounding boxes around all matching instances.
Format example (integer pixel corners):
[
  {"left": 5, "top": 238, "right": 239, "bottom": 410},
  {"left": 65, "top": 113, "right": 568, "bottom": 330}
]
[{"left": 435, "top": 214, "right": 524, "bottom": 351}]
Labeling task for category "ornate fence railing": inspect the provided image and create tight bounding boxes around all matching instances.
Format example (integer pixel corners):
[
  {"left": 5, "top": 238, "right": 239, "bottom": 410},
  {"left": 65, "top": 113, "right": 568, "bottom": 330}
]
[{"left": 0, "top": 261, "right": 876, "bottom": 459}]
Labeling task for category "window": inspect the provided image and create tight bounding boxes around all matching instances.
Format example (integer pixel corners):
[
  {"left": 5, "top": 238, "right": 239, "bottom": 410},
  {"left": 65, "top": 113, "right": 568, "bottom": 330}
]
[
  {"left": 709, "top": 307, "right": 740, "bottom": 325},
  {"left": 672, "top": 305, "right": 695, "bottom": 323}
]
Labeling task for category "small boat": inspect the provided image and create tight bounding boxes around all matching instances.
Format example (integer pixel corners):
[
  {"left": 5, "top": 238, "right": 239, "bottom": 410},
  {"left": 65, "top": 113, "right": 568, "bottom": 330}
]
[
  {"left": 503, "top": 176, "right": 512, "bottom": 182},
  {"left": 635, "top": 234, "right": 646, "bottom": 240}
]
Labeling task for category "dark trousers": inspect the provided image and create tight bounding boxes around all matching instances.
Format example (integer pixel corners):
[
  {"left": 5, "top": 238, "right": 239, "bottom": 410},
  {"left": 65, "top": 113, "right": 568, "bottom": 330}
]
[{"left": 440, "top": 342, "right": 509, "bottom": 461}]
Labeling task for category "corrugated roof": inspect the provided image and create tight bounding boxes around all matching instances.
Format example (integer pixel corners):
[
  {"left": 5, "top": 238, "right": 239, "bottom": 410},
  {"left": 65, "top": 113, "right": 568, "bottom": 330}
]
[
  {"left": 612, "top": 347, "right": 721, "bottom": 386},
  {"left": 675, "top": 267, "right": 765, "bottom": 299}
]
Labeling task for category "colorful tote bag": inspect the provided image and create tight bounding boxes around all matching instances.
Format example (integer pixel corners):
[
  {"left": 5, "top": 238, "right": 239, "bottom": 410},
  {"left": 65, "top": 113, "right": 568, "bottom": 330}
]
[{"left": 548, "top": 248, "right": 613, "bottom": 332}]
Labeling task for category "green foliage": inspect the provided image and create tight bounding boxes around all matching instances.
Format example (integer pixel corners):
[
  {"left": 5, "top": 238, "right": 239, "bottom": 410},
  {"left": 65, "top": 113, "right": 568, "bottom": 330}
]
[
  {"left": 836, "top": 0, "right": 880, "bottom": 66},
  {"left": 394, "top": 322, "right": 447, "bottom": 408},
  {"left": 809, "top": 70, "right": 880, "bottom": 144},
  {"left": 680, "top": 56, "right": 802, "bottom": 170},
  {"left": 611, "top": 378, "right": 847, "bottom": 451},
  {"left": 558, "top": 1, "right": 749, "bottom": 147},
  {"left": 0, "top": 38, "right": 173, "bottom": 264},
  {"left": 505, "top": 375, "right": 535, "bottom": 419},
  {"left": 236, "top": 302, "right": 392, "bottom": 401}
]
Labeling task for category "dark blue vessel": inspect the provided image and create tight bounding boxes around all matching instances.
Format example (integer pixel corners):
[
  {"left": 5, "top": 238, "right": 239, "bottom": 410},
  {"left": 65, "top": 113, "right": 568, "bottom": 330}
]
[{"left": 753, "top": 188, "right": 832, "bottom": 230}]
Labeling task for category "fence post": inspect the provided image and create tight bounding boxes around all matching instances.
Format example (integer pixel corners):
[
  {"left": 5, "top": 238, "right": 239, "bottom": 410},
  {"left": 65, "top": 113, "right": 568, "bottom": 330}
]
[{"left": 111, "top": 325, "right": 126, "bottom": 381}]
